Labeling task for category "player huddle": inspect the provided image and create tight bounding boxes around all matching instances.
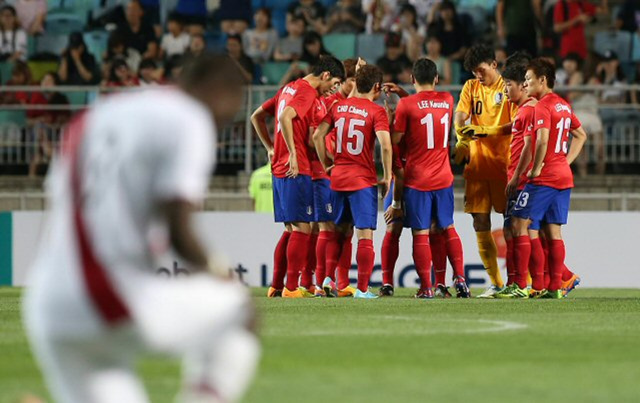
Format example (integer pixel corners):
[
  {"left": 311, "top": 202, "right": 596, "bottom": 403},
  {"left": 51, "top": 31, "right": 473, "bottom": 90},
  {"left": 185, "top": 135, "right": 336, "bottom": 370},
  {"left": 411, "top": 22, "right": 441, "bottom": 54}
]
[{"left": 252, "top": 44, "right": 586, "bottom": 300}]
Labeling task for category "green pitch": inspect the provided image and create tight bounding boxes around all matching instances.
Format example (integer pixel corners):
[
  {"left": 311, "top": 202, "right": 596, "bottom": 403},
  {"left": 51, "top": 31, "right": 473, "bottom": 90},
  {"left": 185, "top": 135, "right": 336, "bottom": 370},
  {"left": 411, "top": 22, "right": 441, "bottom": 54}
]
[{"left": 2, "top": 287, "right": 640, "bottom": 403}]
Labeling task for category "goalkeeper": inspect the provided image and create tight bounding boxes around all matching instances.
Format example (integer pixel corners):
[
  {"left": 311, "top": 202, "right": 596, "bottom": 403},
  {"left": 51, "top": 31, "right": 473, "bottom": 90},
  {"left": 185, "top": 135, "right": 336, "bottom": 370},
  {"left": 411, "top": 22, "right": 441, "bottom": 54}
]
[{"left": 453, "top": 44, "right": 517, "bottom": 298}]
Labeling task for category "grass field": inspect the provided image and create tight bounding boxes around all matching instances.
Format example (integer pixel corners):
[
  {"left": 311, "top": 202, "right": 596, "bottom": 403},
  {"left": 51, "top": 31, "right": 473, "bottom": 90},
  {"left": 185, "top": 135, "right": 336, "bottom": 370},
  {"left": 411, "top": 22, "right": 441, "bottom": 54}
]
[{"left": 2, "top": 287, "right": 640, "bottom": 403}]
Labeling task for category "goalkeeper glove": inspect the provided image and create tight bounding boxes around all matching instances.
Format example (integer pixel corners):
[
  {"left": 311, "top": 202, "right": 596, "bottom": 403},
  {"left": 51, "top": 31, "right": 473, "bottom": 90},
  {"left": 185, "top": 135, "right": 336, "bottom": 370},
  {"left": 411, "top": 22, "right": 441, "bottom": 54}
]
[{"left": 459, "top": 124, "right": 504, "bottom": 138}]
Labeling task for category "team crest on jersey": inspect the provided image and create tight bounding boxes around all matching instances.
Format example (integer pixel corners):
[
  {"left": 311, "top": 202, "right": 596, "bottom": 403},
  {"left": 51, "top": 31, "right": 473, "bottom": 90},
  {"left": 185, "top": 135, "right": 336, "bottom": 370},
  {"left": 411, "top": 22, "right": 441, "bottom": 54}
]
[{"left": 495, "top": 92, "right": 504, "bottom": 105}]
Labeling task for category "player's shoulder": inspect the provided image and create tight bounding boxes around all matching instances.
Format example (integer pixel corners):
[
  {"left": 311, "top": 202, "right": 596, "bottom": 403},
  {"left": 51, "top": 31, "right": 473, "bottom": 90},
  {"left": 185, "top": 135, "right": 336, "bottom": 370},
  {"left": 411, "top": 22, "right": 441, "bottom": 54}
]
[{"left": 461, "top": 78, "right": 480, "bottom": 91}]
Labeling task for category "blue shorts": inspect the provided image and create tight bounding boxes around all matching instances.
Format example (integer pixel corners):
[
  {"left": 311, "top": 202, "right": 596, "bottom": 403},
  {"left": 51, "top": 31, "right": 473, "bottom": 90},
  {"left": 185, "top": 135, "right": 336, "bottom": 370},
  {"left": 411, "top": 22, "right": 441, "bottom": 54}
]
[
  {"left": 273, "top": 175, "right": 314, "bottom": 223},
  {"left": 313, "top": 179, "right": 336, "bottom": 222},
  {"left": 512, "top": 184, "right": 571, "bottom": 226},
  {"left": 505, "top": 190, "right": 541, "bottom": 230},
  {"left": 334, "top": 186, "right": 378, "bottom": 230},
  {"left": 404, "top": 186, "right": 455, "bottom": 230}
]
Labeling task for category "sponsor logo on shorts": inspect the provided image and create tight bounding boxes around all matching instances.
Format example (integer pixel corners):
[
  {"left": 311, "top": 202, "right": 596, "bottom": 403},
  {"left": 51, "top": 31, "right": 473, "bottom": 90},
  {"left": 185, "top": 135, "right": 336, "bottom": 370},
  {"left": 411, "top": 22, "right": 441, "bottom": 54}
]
[
  {"left": 325, "top": 203, "right": 333, "bottom": 213},
  {"left": 306, "top": 206, "right": 313, "bottom": 215}
]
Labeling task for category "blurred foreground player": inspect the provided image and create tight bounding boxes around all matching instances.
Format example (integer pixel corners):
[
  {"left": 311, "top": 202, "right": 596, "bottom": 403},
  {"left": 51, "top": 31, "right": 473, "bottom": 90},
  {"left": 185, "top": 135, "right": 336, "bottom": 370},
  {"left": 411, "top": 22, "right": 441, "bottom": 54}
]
[{"left": 23, "top": 54, "right": 260, "bottom": 403}]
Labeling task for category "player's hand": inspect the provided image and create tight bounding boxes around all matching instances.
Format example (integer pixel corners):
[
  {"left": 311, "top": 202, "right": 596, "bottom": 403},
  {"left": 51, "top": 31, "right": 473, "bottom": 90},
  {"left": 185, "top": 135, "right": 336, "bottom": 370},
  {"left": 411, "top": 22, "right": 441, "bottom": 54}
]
[
  {"left": 384, "top": 204, "right": 403, "bottom": 224},
  {"left": 453, "top": 128, "right": 471, "bottom": 165},
  {"left": 384, "top": 100, "right": 395, "bottom": 123},
  {"left": 379, "top": 177, "right": 392, "bottom": 199},
  {"left": 267, "top": 148, "right": 274, "bottom": 162},
  {"left": 382, "top": 82, "right": 409, "bottom": 98},
  {"left": 459, "top": 124, "right": 489, "bottom": 139},
  {"left": 324, "top": 164, "right": 334, "bottom": 175},
  {"left": 527, "top": 163, "right": 544, "bottom": 179},
  {"left": 286, "top": 154, "right": 299, "bottom": 178},
  {"left": 505, "top": 178, "right": 518, "bottom": 199},
  {"left": 355, "top": 57, "right": 367, "bottom": 72}
]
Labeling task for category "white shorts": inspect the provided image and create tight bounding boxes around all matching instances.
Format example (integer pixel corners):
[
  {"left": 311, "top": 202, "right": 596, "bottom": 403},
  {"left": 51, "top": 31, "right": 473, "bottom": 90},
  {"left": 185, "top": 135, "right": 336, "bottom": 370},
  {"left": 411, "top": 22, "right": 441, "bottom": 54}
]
[{"left": 24, "top": 265, "right": 251, "bottom": 403}]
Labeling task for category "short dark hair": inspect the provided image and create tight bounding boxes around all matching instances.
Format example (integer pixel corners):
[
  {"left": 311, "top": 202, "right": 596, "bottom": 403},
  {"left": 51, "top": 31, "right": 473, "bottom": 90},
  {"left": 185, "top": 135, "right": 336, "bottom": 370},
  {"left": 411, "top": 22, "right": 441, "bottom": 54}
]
[
  {"left": 343, "top": 58, "right": 358, "bottom": 79},
  {"left": 167, "top": 12, "right": 184, "bottom": 24},
  {"left": 139, "top": 58, "right": 157, "bottom": 70},
  {"left": 527, "top": 57, "right": 556, "bottom": 89},
  {"left": 412, "top": 58, "right": 438, "bottom": 85},
  {"left": 355, "top": 65, "right": 383, "bottom": 93},
  {"left": 502, "top": 63, "right": 527, "bottom": 84},
  {"left": 505, "top": 51, "right": 532, "bottom": 70},
  {"left": 180, "top": 52, "right": 247, "bottom": 91},
  {"left": 312, "top": 55, "right": 345, "bottom": 81},
  {"left": 463, "top": 43, "right": 495, "bottom": 72}
]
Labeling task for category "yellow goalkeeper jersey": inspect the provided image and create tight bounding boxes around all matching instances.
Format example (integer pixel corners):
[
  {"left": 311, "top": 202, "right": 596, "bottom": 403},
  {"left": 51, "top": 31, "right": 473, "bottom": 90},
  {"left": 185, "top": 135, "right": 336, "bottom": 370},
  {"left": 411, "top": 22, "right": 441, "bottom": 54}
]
[{"left": 456, "top": 76, "right": 518, "bottom": 181}]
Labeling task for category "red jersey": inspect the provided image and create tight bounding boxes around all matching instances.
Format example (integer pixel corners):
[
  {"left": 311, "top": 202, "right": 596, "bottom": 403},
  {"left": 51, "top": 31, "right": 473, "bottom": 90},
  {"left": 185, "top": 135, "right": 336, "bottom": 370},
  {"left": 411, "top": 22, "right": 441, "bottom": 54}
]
[
  {"left": 553, "top": 1, "right": 596, "bottom": 59},
  {"left": 309, "top": 98, "right": 330, "bottom": 180},
  {"left": 531, "top": 92, "right": 581, "bottom": 189},
  {"left": 261, "top": 79, "right": 317, "bottom": 178},
  {"left": 508, "top": 99, "right": 536, "bottom": 190},
  {"left": 394, "top": 90, "right": 454, "bottom": 192},
  {"left": 321, "top": 90, "right": 347, "bottom": 160},
  {"left": 322, "top": 97, "right": 390, "bottom": 191}
]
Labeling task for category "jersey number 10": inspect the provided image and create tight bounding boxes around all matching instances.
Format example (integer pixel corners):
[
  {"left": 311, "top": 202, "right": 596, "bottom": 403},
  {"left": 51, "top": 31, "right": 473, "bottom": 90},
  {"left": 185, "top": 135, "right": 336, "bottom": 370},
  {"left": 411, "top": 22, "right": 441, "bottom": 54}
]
[{"left": 420, "top": 112, "right": 449, "bottom": 149}]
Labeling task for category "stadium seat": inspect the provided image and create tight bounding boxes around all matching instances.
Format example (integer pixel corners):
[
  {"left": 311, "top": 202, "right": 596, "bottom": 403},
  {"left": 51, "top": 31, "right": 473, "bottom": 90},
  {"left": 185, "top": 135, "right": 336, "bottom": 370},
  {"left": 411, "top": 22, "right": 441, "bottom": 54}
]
[
  {"left": 261, "top": 62, "right": 289, "bottom": 85},
  {"left": 45, "top": 12, "right": 86, "bottom": 34},
  {"left": 28, "top": 61, "right": 59, "bottom": 82},
  {"left": 593, "top": 30, "right": 633, "bottom": 62},
  {"left": 356, "top": 33, "right": 385, "bottom": 65},
  {"left": 0, "top": 62, "right": 13, "bottom": 84},
  {"left": 35, "top": 33, "right": 69, "bottom": 57},
  {"left": 63, "top": 91, "right": 87, "bottom": 106},
  {"left": 83, "top": 30, "right": 109, "bottom": 62},
  {"left": 323, "top": 33, "right": 356, "bottom": 60}
]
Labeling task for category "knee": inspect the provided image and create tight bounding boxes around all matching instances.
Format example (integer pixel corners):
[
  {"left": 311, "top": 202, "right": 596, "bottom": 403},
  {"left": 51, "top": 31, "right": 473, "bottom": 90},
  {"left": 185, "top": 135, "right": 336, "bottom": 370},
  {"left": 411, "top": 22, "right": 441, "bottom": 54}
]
[{"left": 472, "top": 215, "right": 491, "bottom": 232}]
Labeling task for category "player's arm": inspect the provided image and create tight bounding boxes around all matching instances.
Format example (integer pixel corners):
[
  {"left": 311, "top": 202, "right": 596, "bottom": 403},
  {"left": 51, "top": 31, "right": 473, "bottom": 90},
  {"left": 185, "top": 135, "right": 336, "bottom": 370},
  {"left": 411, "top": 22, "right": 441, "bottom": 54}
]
[
  {"left": 279, "top": 106, "right": 299, "bottom": 177},
  {"left": 384, "top": 166, "right": 405, "bottom": 224},
  {"left": 382, "top": 82, "right": 410, "bottom": 98},
  {"left": 250, "top": 106, "right": 274, "bottom": 159},
  {"left": 459, "top": 122, "right": 512, "bottom": 138},
  {"left": 567, "top": 126, "right": 587, "bottom": 165},
  {"left": 376, "top": 129, "right": 393, "bottom": 198},
  {"left": 162, "top": 200, "right": 209, "bottom": 273},
  {"left": 506, "top": 136, "right": 532, "bottom": 197},
  {"left": 528, "top": 128, "right": 548, "bottom": 179},
  {"left": 391, "top": 130, "right": 404, "bottom": 145},
  {"left": 312, "top": 121, "right": 332, "bottom": 171}
]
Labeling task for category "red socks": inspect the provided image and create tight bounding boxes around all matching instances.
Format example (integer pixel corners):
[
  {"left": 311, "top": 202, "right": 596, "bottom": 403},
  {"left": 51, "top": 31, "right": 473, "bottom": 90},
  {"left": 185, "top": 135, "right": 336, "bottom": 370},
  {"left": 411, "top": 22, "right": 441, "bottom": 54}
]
[
  {"left": 285, "top": 231, "right": 309, "bottom": 291},
  {"left": 513, "top": 235, "right": 531, "bottom": 289},
  {"left": 337, "top": 232, "right": 353, "bottom": 290},
  {"left": 562, "top": 264, "right": 574, "bottom": 281},
  {"left": 356, "top": 239, "right": 375, "bottom": 292},
  {"left": 529, "top": 237, "right": 545, "bottom": 291},
  {"left": 430, "top": 232, "right": 447, "bottom": 285},
  {"left": 325, "top": 231, "right": 341, "bottom": 281},
  {"left": 505, "top": 237, "right": 515, "bottom": 286},
  {"left": 541, "top": 237, "right": 551, "bottom": 289},
  {"left": 412, "top": 234, "right": 432, "bottom": 290},
  {"left": 315, "top": 231, "right": 332, "bottom": 286},
  {"left": 272, "top": 231, "right": 290, "bottom": 290},
  {"left": 381, "top": 231, "right": 400, "bottom": 285},
  {"left": 547, "top": 239, "right": 566, "bottom": 291},
  {"left": 444, "top": 228, "right": 465, "bottom": 280},
  {"left": 301, "top": 232, "right": 318, "bottom": 289}
]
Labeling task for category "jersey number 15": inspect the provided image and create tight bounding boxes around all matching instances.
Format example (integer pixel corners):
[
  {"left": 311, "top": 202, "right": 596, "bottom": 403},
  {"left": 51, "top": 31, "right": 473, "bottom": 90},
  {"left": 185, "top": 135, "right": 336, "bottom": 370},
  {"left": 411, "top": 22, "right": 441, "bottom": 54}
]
[{"left": 335, "top": 117, "right": 365, "bottom": 155}]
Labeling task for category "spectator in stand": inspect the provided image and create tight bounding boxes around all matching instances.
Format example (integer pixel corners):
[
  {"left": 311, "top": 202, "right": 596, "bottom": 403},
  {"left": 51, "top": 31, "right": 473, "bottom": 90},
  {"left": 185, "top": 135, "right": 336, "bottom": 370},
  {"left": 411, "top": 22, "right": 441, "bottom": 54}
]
[
  {"left": 116, "top": 0, "right": 158, "bottom": 60},
  {"left": 160, "top": 13, "right": 190, "bottom": 60},
  {"left": 496, "top": 0, "right": 542, "bottom": 57},
  {"left": 376, "top": 31, "right": 411, "bottom": 83},
  {"left": 0, "top": 60, "right": 31, "bottom": 104},
  {"left": 174, "top": 0, "right": 207, "bottom": 35},
  {"left": 273, "top": 15, "right": 305, "bottom": 62},
  {"left": 556, "top": 53, "right": 605, "bottom": 177},
  {"left": 409, "top": 0, "right": 442, "bottom": 23},
  {"left": 139, "top": 0, "right": 161, "bottom": 37},
  {"left": 138, "top": 58, "right": 162, "bottom": 85},
  {"left": 589, "top": 50, "right": 628, "bottom": 104},
  {"left": 104, "top": 30, "right": 142, "bottom": 73},
  {"left": 427, "top": 0, "right": 470, "bottom": 62},
  {"left": 163, "top": 54, "right": 184, "bottom": 82},
  {"left": 321, "top": 0, "right": 366, "bottom": 34},
  {"left": 362, "top": 0, "right": 396, "bottom": 34},
  {"left": 28, "top": 72, "right": 70, "bottom": 177},
  {"left": 105, "top": 57, "right": 140, "bottom": 87},
  {"left": 0, "top": 5, "right": 27, "bottom": 61},
  {"left": 288, "top": 0, "right": 326, "bottom": 33},
  {"left": 218, "top": 0, "right": 251, "bottom": 35},
  {"left": 242, "top": 8, "right": 278, "bottom": 64},
  {"left": 226, "top": 33, "right": 254, "bottom": 83},
  {"left": 424, "top": 35, "right": 451, "bottom": 84},
  {"left": 615, "top": 0, "right": 640, "bottom": 33},
  {"left": 185, "top": 33, "right": 205, "bottom": 58},
  {"left": 391, "top": 3, "right": 425, "bottom": 61},
  {"left": 14, "top": 0, "right": 46, "bottom": 35},
  {"left": 553, "top": 0, "right": 607, "bottom": 60},
  {"left": 300, "top": 30, "right": 331, "bottom": 65},
  {"left": 58, "top": 32, "right": 98, "bottom": 85}
]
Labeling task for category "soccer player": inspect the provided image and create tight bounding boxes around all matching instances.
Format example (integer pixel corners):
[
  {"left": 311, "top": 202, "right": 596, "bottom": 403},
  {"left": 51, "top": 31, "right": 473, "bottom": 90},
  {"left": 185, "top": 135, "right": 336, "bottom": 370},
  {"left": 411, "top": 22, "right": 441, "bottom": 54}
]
[
  {"left": 454, "top": 44, "right": 517, "bottom": 298},
  {"left": 23, "top": 54, "right": 260, "bottom": 403},
  {"left": 512, "top": 58, "right": 587, "bottom": 298},
  {"left": 313, "top": 65, "right": 393, "bottom": 299},
  {"left": 495, "top": 60, "right": 537, "bottom": 298},
  {"left": 251, "top": 55, "right": 345, "bottom": 298},
  {"left": 390, "top": 58, "right": 470, "bottom": 298}
]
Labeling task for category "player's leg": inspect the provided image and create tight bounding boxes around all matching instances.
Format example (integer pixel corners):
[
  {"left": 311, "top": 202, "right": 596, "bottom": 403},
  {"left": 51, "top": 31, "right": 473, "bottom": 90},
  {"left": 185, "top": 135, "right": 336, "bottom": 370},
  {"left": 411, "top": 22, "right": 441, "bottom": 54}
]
[
  {"left": 430, "top": 224, "right": 448, "bottom": 294},
  {"left": 465, "top": 179, "right": 504, "bottom": 296},
  {"left": 350, "top": 186, "right": 378, "bottom": 299},
  {"left": 324, "top": 191, "right": 350, "bottom": 297},
  {"left": 404, "top": 186, "right": 433, "bottom": 298},
  {"left": 269, "top": 176, "right": 291, "bottom": 297},
  {"left": 380, "top": 178, "right": 402, "bottom": 296},
  {"left": 539, "top": 229, "right": 551, "bottom": 289},
  {"left": 336, "top": 225, "right": 354, "bottom": 293},
  {"left": 312, "top": 178, "right": 336, "bottom": 296},
  {"left": 301, "top": 222, "right": 319, "bottom": 291},
  {"left": 540, "top": 188, "right": 573, "bottom": 298},
  {"left": 528, "top": 225, "right": 545, "bottom": 296}
]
